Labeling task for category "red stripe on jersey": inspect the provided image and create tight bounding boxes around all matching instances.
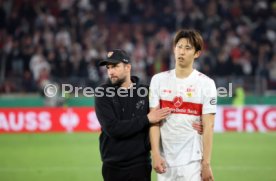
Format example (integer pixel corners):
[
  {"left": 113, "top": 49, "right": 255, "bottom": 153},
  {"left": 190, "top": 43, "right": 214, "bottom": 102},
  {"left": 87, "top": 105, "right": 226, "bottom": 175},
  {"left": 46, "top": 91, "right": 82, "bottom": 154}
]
[{"left": 160, "top": 99, "right": 202, "bottom": 116}]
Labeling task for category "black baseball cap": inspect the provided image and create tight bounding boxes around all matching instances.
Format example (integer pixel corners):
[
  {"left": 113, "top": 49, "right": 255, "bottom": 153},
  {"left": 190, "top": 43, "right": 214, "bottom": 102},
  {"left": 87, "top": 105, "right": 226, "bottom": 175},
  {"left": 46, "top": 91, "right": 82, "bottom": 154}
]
[{"left": 99, "top": 49, "right": 130, "bottom": 66}]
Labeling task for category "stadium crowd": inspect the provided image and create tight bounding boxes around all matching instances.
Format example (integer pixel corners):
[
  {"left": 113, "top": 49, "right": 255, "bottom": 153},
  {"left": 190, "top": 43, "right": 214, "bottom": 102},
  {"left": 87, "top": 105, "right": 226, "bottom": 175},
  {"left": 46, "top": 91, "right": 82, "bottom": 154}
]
[{"left": 0, "top": 0, "right": 276, "bottom": 94}]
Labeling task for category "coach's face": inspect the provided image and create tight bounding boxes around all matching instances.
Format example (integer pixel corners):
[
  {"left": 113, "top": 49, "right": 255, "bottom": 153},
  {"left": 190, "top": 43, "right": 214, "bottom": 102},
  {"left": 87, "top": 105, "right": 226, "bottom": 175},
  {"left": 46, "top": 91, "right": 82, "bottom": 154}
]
[
  {"left": 106, "top": 62, "right": 131, "bottom": 86},
  {"left": 174, "top": 38, "right": 200, "bottom": 68}
]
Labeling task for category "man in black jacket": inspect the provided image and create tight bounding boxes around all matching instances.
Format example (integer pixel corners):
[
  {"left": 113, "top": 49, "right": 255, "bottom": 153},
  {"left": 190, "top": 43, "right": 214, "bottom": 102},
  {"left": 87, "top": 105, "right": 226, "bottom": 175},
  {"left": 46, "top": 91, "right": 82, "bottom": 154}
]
[{"left": 95, "top": 49, "right": 171, "bottom": 181}]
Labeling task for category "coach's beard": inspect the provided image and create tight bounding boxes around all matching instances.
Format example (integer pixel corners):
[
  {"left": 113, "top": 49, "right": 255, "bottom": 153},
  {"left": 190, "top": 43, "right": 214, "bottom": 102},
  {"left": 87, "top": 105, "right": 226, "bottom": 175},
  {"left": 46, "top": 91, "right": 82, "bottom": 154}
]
[{"left": 109, "top": 76, "right": 126, "bottom": 87}]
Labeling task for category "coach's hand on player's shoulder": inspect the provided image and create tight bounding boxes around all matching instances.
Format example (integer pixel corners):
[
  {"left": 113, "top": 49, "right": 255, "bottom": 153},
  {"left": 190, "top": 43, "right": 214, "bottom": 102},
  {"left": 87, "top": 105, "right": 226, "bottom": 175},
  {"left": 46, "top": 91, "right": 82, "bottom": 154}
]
[
  {"left": 147, "top": 107, "right": 171, "bottom": 124},
  {"left": 192, "top": 122, "right": 203, "bottom": 135},
  {"left": 201, "top": 161, "right": 214, "bottom": 181},
  {"left": 152, "top": 153, "right": 166, "bottom": 174}
]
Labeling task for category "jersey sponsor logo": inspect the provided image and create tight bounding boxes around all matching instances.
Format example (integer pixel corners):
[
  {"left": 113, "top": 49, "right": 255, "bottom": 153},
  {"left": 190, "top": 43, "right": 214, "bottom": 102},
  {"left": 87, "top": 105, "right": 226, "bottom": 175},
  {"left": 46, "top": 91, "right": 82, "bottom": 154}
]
[
  {"left": 160, "top": 99, "right": 202, "bottom": 116},
  {"left": 210, "top": 97, "right": 217, "bottom": 105},
  {"left": 173, "top": 96, "right": 183, "bottom": 108}
]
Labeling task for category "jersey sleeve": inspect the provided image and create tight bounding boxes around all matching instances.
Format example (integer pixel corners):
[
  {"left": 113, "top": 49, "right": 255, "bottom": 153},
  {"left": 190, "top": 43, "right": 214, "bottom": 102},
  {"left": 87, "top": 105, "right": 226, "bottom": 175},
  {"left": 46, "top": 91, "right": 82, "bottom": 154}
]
[
  {"left": 149, "top": 74, "right": 160, "bottom": 108},
  {"left": 202, "top": 79, "right": 217, "bottom": 114}
]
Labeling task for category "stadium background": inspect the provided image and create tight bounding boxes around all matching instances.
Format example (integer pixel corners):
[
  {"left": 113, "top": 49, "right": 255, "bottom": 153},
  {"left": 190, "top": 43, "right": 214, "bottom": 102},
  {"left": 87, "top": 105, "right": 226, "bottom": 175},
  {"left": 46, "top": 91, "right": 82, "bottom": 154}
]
[{"left": 0, "top": 0, "right": 275, "bottom": 181}]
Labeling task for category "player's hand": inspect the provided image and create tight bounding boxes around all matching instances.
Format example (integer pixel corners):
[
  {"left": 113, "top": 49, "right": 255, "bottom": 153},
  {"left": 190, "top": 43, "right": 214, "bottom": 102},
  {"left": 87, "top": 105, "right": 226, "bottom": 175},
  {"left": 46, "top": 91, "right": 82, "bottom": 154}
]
[
  {"left": 152, "top": 153, "right": 166, "bottom": 174},
  {"left": 192, "top": 122, "right": 203, "bottom": 135},
  {"left": 201, "top": 162, "right": 214, "bottom": 181},
  {"left": 147, "top": 107, "right": 171, "bottom": 124}
]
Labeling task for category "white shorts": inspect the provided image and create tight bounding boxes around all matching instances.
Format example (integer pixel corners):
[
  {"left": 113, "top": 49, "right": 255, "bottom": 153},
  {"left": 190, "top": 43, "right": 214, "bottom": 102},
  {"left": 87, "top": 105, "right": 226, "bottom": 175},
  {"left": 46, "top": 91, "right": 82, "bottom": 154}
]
[{"left": 157, "top": 161, "right": 201, "bottom": 181}]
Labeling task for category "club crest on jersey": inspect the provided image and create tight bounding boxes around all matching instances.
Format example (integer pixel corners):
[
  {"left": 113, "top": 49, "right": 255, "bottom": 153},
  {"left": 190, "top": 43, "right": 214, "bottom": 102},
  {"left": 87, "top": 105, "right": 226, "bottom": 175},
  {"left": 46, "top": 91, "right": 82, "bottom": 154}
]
[
  {"left": 173, "top": 96, "right": 183, "bottom": 108},
  {"left": 185, "top": 86, "right": 195, "bottom": 98}
]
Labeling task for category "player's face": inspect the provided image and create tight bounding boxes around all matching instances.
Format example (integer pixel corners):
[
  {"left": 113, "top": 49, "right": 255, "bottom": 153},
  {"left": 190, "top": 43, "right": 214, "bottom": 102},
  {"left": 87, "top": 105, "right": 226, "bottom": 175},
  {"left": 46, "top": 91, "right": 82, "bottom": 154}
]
[
  {"left": 106, "top": 62, "right": 130, "bottom": 86},
  {"left": 174, "top": 38, "right": 200, "bottom": 68}
]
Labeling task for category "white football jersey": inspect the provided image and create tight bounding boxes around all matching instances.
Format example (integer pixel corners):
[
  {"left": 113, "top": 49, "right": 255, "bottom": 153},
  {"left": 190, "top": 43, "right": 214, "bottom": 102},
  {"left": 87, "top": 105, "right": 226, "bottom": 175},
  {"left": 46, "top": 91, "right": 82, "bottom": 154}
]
[{"left": 149, "top": 69, "right": 217, "bottom": 167}]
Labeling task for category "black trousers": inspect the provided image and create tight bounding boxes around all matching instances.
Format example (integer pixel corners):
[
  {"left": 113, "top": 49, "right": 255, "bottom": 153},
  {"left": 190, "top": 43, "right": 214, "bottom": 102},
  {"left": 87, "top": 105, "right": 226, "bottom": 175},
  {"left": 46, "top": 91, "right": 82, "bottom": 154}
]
[{"left": 102, "top": 164, "right": 152, "bottom": 181}]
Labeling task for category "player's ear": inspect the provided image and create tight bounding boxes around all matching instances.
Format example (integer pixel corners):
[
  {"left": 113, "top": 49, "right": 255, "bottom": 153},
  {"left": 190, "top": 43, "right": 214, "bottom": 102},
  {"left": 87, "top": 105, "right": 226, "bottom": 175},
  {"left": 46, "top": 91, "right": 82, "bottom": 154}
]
[
  {"left": 194, "top": 50, "right": 201, "bottom": 59},
  {"left": 173, "top": 44, "right": 177, "bottom": 55},
  {"left": 125, "top": 63, "right": 131, "bottom": 71}
]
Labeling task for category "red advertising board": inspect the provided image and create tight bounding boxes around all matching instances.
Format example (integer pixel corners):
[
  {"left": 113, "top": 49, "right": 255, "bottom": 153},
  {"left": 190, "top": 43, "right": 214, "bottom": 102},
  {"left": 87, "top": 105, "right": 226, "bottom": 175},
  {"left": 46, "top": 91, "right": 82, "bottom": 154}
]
[
  {"left": 0, "top": 106, "right": 275, "bottom": 133},
  {"left": 215, "top": 106, "right": 276, "bottom": 132},
  {"left": 0, "top": 107, "right": 100, "bottom": 133}
]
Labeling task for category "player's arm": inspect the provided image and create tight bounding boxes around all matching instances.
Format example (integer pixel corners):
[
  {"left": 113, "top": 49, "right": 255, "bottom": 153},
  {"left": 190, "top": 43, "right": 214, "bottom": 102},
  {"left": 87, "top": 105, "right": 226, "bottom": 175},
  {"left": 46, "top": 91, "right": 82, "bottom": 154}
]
[
  {"left": 201, "top": 79, "right": 217, "bottom": 181},
  {"left": 148, "top": 75, "right": 167, "bottom": 173},
  {"left": 201, "top": 113, "right": 215, "bottom": 181},
  {"left": 95, "top": 88, "right": 170, "bottom": 139},
  {"left": 149, "top": 108, "right": 166, "bottom": 174},
  {"left": 192, "top": 121, "right": 203, "bottom": 134}
]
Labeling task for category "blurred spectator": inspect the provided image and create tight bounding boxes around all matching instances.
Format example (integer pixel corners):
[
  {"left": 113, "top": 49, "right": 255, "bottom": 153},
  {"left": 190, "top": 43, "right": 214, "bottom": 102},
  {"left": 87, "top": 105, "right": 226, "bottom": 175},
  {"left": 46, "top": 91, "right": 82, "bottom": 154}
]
[
  {"left": 232, "top": 85, "right": 245, "bottom": 107},
  {"left": 21, "top": 70, "right": 37, "bottom": 92},
  {"left": 29, "top": 45, "right": 50, "bottom": 81},
  {"left": 268, "top": 53, "right": 276, "bottom": 89},
  {"left": 0, "top": 79, "right": 17, "bottom": 93},
  {"left": 269, "top": 53, "right": 276, "bottom": 81},
  {"left": 0, "top": 0, "right": 275, "bottom": 95},
  {"left": 87, "top": 60, "right": 100, "bottom": 88}
]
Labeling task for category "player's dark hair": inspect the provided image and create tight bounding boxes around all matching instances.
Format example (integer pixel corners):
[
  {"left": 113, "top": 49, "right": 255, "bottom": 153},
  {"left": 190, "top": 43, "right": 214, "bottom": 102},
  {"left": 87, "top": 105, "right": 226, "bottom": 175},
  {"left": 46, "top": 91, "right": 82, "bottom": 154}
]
[{"left": 173, "top": 29, "right": 204, "bottom": 52}]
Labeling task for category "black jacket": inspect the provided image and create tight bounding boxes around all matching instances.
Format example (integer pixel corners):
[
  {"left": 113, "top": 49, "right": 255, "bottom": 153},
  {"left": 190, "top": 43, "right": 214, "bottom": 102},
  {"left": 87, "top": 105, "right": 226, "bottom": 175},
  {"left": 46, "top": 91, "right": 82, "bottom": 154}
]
[{"left": 95, "top": 76, "right": 151, "bottom": 168}]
